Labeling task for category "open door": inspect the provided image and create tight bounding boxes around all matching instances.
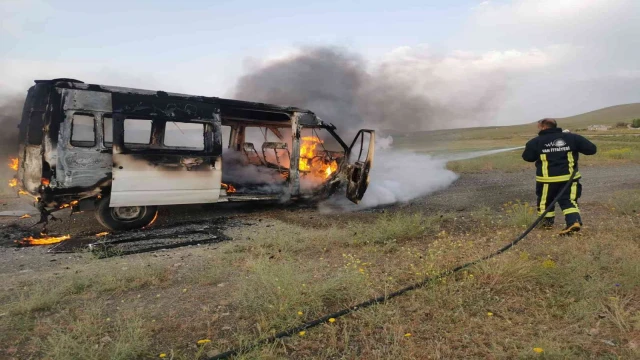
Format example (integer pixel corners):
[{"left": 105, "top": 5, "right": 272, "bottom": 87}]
[
  {"left": 110, "top": 113, "right": 223, "bottom": 207},
  {"left": 346, "top": 130, "right": 375, "bottom": 204}
]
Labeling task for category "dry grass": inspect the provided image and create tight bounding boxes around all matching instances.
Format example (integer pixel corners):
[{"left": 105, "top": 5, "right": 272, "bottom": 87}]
[
  {"left": 43, "top": 306, "right": 151, "bottom": 360},
  {"left": 610, "top": 189, "right": 640, "bottom": 216},
  {"left": 1, "top": 204, "right": 639, "bottom": 359},
  {"left": 503, "top": 200, "right": 538, "bottom": 227},
  {"left": 236, "top": 258, "right": 368, "bottom": 331}
]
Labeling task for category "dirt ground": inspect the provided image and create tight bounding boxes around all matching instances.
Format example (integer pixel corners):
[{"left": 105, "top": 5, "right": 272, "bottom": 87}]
[{"left": 0, "top": 164, "right": 637, "bottom": 278}]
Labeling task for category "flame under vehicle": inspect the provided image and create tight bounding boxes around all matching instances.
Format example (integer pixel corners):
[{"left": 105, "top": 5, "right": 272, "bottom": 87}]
[{"left": 15, "top": 79, "right": 375, "bottom": 230}]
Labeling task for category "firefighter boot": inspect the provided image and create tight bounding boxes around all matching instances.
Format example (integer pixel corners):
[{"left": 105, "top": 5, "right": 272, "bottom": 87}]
[{"left": 559, "top": 213, "right": 582, "bottom": 236}]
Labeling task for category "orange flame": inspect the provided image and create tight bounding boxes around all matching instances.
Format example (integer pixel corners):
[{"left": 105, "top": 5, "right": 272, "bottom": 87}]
[
  {"left": 17, "top": 190, "right": 38, "bottom": 201},
  {"left": 9, "top": 178, "right": 18, "bottom": 187},
  {"left": 58, "top": 200, "right": 79, "bottom": 209},
  {"left": 299, "top": 136, "right": 338, "bottom": 179},
  {"left": 20, "top": 214, "right": 31, "bottom": 219},
  {"left": 221, "top": 183, "right": 236, "bottom": 193},
  {"left": 19, "top": 234, "right": 71, "bottom": 246},
  {"left": 9, "top": 158, "right": 18, "bottom": 171},
  {"left": 145, "top": 212, "right": 159, "bottom": 228},
  {"left": 95, "top": 232, "right": 110, "bottom": 237}
]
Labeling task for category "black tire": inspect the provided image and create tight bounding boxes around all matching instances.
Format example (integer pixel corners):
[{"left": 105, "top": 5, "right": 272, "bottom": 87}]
[{"left": 95, "top": 196, "right": 158, "bottom": 231}]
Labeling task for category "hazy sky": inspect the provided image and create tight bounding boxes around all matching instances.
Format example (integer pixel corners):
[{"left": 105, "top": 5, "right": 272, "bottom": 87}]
[{"left": 1, "top": 0, "right": 639, "bottom": 126}]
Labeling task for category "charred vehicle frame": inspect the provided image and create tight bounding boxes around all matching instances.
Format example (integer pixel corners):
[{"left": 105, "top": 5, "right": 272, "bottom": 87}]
[{"left": 15, "top": 79, "right": 375, "bottom": 230}]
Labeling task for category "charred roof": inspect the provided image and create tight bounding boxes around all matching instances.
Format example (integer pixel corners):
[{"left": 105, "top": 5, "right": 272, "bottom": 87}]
[{"left": 34, "top": 78, "right": 318, "bottom": 124}]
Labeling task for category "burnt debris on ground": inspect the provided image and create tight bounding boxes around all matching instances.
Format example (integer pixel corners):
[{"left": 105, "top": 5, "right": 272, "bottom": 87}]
[
  {"left": 1, "top": 215, "right": 247, "bottom": 257},
  {"left": 56, "top": 217, "right": 243, "bottom": 256}
]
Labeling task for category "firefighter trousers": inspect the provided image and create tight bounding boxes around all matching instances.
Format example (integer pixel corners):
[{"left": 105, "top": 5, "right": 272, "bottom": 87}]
[{"left": 536, "top": 180, "right": 582, "bottom": 225}]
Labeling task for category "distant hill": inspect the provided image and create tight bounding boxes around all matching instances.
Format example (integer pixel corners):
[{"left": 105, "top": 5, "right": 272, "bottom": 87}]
[
  {"left": 555, "top": 103, "right": 640, "bottom": 128},
  {"left": 392, "top": 103, "right": 640, "bottom": 143},
  {"left": 390, "top": 103, "right": 640, "bottom": 152}
]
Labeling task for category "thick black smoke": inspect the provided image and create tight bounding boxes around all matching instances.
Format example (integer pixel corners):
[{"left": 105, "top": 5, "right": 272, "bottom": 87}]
[
  {"left": 236, "top": 47, "right": 367, "bottom": 131},
  {"left": 234, "top": 46, "right": 505, "bottom": 132}
]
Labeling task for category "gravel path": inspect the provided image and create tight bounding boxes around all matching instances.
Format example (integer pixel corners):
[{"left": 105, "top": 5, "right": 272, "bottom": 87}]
[{"left": 419, "top": 164, "right": 640, "bottom": 211}]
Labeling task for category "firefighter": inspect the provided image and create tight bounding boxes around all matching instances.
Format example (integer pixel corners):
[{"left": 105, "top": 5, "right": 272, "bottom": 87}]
[{"left": 522, "top": 118, "right": 597, "bottom": 235}]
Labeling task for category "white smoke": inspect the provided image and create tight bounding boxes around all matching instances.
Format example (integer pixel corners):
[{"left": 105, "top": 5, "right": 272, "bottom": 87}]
[
  {"left": 320, "top": 150, "right": 456, "bottom": 211},
  {"left": 358, "top": 150, "right": 458, "bottom": 207},
  {"left": 221, "top": 149, "right": 287, "bottom": 194},
  {"left": 358, "top": 135, "right": 459, "bottom": 207},
  {"left": 322, "top": 141, "right": 524, "bottom": 210}
]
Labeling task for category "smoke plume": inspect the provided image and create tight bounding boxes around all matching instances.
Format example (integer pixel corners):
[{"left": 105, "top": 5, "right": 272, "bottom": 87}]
[
  {"left": 235, "top": 46, "right": 506, "bottom": 132},
  {"left": 234, "top": 46, "right": 501, "bottom": 207}
]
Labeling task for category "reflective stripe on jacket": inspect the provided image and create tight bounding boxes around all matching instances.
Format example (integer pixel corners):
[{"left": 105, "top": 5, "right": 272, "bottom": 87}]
[{"left": 522, "top": 128, "right": 597, "bottom": 183}]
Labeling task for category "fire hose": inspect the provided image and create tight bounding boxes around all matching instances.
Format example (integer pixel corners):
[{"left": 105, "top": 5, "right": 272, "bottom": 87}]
[{"left": 208, "top": 171, "right": 577, "bottom": 359}]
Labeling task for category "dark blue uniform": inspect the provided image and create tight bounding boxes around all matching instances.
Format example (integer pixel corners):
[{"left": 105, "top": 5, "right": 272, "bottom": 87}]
[{"left": 522, "top": 128, "right": 597, "bottom": 226}]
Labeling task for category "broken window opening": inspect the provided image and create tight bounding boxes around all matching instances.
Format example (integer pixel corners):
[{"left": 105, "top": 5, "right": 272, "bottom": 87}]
[
  {"left": 123, "top": 118, "right": 153, "bottom": 145},
  {"left": 221, "top": 124, "right": 290, "bottom": 196},
  {"left": 164, "top": 122, "right": 205, "bottom": 150},
  {"left": 241, "top": 126, "right": 290, "bottom": 168},
  {"left": 348, "top": 130, "right": 372, "bottom": 164},
  {"left": 221, "top": 125, "right": 231, "bottom": 149},
  {"left": 27, "top": 111, "right": 45, "bottom": 145},
  {"left": 298, "top": 127, "right": 344, "bottom": 183},
  {"left": 70, "top": 113, "right": 96, "bottom": 147}
]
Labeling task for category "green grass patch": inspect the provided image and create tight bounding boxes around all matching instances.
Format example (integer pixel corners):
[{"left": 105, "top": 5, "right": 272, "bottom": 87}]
[{"left": 602, "top": 147, "right": 633, "bottom": 159}]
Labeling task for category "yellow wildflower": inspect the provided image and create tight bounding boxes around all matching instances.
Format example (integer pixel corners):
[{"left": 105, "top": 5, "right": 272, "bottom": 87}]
[
  {"left": 533, "top": 347, "right": 544, "bottom": 353},
  {"left": 197, "top": 339, "right": 211, "bottom": 345},
  {"left": 404, "top": 333, "right": 412, "bottom": 337},
  {"left": 487, "top": 312, "right": 494, "bottom": 317},
  {"left": 159, "top": 354, "right": 167, "bottom": 358},
  {"left": 297, "top": 311, "right": 303, "bottom": 316},
  {"left": 328, "top": 318, "right": 336, "bottom": 323},
  {"left": 299, "top": 331, "right": 306, "bottom": 336}
]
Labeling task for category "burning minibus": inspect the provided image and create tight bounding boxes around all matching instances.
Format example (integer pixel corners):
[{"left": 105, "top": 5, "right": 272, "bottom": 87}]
[{"left": 13, "top": 79, "right": 374, "bottom": 230}]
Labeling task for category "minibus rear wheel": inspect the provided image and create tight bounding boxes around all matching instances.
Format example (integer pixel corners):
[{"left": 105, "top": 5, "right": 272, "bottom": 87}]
[{"left": 95, "top": 196, "right": 158, "bottom": 231}]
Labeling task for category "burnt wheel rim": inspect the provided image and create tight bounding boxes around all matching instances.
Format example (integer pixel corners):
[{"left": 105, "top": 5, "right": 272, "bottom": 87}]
[{"left": 111, "top": 206, "right": 143, "bottom": 221}]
